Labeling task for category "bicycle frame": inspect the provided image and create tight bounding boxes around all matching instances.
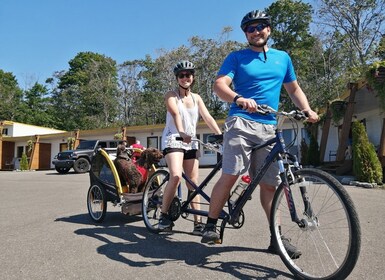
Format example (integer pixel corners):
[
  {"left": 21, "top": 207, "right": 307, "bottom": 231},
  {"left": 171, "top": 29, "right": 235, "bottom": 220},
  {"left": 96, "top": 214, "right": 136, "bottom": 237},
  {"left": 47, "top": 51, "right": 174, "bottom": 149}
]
[
  {"left": 178, "top": 158, "right": 224, "bottom": 218},
  {"left": 167, "top": 109, "right": 309, "bottom": 231},
  {"left": 177, "top": 128, "right": 302, "bottom": 226}
]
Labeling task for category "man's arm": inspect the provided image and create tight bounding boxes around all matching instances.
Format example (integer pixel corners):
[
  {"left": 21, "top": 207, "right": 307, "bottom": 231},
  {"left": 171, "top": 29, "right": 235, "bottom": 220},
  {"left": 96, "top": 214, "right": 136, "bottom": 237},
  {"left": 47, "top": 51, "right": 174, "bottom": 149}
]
[
  {"left": 213, "top": 75, "right": 257, "bottom": 112},
  {"left": 284, "top": 80, "right": 319, "bottom": 123}
]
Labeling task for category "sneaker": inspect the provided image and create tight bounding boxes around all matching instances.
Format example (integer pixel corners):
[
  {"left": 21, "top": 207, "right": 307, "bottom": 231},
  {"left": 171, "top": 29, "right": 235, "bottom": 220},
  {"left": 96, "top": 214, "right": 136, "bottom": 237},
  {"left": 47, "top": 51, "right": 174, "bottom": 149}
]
[
  {"left": 201, "top": 223, "right": 220, "bottom": 244},
  {"left": 268, "top": 236, "right": 302, "bottom": 259},
  {"left": 158, "top": 215, "right": 174, "bottom": 231},
  {"left": 192, "top": 222, "right": 205, "bottom": 236}
]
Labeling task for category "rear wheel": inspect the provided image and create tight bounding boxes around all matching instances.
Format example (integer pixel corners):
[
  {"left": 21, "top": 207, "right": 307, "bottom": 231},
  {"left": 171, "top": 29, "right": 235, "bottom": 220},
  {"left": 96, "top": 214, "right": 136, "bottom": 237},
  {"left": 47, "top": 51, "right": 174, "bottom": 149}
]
[
  {"left": 142, "top": 169, "right": 170, "bottom": 233},
  {"left": 55, "top": 166, "right": 70, "bottom": 174},
  {"left": 271, "top": 168, "right": 361, "bottom": 280},
  {"left": 87, "top": 184, "right": 107, "bottom": 223},
  {"left": 74, "top": 158, "right": 90, "bottom": 173}
]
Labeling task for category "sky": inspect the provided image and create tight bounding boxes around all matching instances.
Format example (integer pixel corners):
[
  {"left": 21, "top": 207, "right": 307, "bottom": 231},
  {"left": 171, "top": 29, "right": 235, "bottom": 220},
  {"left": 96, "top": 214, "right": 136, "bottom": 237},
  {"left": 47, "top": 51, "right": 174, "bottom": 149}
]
[{"left": 0, "top": 0, "right": 277, "bottom": 88}]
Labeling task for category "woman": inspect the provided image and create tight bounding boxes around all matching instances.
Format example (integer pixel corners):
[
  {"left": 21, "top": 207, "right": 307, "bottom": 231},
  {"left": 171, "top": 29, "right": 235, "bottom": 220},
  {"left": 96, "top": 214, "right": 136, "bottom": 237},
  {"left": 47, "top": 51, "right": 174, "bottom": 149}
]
[{"left": 160, "top": 60, "right": 222, "bottom": 235}]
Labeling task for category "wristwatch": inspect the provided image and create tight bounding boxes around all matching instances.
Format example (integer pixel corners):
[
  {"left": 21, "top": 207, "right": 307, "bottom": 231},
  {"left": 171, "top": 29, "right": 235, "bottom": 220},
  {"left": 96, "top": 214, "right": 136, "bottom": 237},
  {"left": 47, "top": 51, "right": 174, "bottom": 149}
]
[{"left": 233, "top": 95, "right": 242, "bottom": 104}]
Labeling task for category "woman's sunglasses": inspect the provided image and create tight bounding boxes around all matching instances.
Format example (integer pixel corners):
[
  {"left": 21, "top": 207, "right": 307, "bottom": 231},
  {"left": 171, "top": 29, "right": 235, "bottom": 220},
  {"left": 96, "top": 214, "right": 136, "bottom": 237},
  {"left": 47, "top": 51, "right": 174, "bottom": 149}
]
[
  {"left": 177, "top": 73, "right": 192, "bottom": 79},
  {"left": 245, "top": 23, "right": 268, "bottom": 33}
]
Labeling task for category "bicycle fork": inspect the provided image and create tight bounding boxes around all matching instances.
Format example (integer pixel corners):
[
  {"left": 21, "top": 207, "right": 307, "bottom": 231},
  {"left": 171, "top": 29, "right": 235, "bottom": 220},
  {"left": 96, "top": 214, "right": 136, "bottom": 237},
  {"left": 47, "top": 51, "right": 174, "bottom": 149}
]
[{"left": 278, "top": 155, "right": 313, "bottom": 228}]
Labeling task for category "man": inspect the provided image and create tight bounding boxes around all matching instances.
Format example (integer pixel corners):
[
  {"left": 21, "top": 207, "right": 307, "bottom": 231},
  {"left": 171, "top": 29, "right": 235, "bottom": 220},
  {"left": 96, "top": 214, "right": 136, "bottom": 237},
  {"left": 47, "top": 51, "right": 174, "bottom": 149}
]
[{"left": 201, "top": 10, "right": 319, "bottom": 258}]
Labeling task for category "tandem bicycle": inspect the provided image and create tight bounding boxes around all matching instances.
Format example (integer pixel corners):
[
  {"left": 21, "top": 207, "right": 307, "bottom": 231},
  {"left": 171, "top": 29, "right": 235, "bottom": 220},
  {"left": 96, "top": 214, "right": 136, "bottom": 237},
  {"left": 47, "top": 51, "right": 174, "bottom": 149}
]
[{"left": 141, "top": 105, "right": 361, "bottom": 280}]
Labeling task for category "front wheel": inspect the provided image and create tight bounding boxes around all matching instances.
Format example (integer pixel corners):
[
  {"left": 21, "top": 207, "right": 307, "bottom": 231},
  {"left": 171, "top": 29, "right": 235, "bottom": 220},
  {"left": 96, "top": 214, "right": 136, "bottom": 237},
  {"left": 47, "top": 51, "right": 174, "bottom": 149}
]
[
  {"left": 270, "top": 168, "right": 361, "bottom": 280},
  {"left": 142, "top": 169, "right": 170, "bottom": 233}
]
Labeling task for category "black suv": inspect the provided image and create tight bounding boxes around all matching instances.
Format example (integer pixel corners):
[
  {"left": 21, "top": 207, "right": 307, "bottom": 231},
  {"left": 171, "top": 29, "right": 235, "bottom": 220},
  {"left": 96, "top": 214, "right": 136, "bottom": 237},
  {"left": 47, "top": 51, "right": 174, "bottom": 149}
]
[{"left": 52, "top": 140, "right": 122, "bottom": 174}]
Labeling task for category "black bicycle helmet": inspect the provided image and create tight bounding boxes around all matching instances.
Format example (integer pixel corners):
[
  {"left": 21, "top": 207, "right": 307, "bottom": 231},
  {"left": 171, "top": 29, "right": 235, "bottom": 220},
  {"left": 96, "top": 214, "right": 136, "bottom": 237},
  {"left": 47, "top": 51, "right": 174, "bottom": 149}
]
[
  {"left": 241, "top": 10, "right": 271, "bottom": 31},
  {"left": 173, "top": 60, "right": 195, "bottom": 75}
]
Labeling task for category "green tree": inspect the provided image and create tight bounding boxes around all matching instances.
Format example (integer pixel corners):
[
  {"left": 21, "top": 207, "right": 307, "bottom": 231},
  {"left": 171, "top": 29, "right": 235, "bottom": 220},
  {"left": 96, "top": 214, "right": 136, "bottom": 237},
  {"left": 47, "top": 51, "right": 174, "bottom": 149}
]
[
  {"left": 52, "top": 52, "right": 119, "bottom": 130},
  {"left": 0, "top": 70, "right": 23, "bottom": 121},
  {"left": 21, "top": 82, "right": 56, "bottom": 127},
  {"left": 20, "top": 153, "right": 29, "bottom": 171},
  {"left": 352, "top": 120, "right": 383, "bottom": 183},
  {"left": 306, "top": 134, "right": 321, "bottom": 166},
  {"left": 375, "top": 35, "right": 385, "bottom": 60}
]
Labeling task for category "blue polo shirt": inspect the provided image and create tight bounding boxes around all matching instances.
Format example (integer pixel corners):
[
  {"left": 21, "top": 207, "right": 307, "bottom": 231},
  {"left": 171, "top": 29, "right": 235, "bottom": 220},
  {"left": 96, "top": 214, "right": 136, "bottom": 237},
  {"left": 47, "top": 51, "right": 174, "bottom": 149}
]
[{"left": 217, "top": 48, "right": 296, "bottom": 124}]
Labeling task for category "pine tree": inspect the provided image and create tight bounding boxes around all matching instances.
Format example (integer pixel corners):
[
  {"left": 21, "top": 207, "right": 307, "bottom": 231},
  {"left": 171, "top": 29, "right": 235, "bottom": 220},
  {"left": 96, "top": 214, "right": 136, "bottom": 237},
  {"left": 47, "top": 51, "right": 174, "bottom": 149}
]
[
  {"left": 352, "top": 121, "right": 382, "bottom": 184},
  {"left": 20, "top": 153, "right": 29, "bottom": 171}
]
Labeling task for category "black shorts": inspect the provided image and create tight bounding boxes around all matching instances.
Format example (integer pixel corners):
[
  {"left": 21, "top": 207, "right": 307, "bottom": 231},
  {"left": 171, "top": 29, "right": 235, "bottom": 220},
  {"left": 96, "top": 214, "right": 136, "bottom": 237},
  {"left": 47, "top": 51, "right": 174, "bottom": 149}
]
[{"left": 163, "top": 148, "right": 198, "bottom": 160}]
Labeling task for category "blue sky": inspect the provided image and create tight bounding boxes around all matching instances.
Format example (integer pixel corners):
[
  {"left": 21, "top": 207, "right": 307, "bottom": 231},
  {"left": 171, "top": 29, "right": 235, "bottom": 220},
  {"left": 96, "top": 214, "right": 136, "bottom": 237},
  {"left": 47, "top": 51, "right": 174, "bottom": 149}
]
[{"left": 0, "top": 0, "right": 276, "bottom": 88}]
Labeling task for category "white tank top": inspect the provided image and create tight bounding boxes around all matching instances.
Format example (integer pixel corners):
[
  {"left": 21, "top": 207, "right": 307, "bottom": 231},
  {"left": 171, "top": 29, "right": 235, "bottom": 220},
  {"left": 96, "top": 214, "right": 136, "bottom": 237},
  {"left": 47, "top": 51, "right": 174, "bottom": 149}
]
[{"left": 162, "top": 91, "right": 199, "bottom": 150}]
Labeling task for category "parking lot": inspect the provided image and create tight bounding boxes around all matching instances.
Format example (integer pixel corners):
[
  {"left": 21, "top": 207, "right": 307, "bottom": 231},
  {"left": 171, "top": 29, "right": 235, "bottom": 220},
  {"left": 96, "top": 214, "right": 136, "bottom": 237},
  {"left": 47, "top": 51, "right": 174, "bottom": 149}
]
[{"left": 0, "top": 169, "right": 383, "bottom": 279}]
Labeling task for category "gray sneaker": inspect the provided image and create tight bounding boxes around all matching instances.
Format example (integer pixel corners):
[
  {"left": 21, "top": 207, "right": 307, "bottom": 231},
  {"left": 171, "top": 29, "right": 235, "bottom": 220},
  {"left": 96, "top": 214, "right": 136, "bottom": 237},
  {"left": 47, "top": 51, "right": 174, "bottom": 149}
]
[
  {"left": 192, "top": 222, "right": 205, "bottom": 236},
  {"left": 201, "top": 223, "right": 220, "bottom": 244},
  {"left": 268, "top": 236, "right": 302, "bottom": 259},
  {"left": 158, "top": 215, "right": 174, "bottom": 231}
]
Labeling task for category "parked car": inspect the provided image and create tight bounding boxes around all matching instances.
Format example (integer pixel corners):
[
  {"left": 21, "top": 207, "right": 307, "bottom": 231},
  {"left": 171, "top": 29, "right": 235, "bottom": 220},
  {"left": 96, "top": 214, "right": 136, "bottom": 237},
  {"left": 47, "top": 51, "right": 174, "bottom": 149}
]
[{"left": 52, "top": 140, "right": 123, "bottom": 174}]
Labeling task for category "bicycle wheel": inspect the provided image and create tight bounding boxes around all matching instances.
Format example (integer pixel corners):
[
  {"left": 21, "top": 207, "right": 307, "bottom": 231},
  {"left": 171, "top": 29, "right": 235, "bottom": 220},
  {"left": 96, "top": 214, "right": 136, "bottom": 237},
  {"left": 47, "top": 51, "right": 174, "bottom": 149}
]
[
  {"left": 87, "top": 184, "right": 107, "bottom": 223},
  {"left": 142, "top": 169, "right": 170, "bottom": 233},
  {"left": 271, "top": 168, "right": 361, "bottom": 280}
]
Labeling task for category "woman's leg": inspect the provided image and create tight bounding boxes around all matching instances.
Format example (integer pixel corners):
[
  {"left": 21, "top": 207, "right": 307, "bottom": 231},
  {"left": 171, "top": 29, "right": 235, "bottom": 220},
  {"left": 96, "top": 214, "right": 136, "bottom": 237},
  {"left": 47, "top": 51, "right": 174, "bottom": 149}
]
[
  {"left": 183, "top": 157, "right": 201, "bottom": 222},
  {"left": 161, "top": 151, "right": 184, "bottom": 215}
]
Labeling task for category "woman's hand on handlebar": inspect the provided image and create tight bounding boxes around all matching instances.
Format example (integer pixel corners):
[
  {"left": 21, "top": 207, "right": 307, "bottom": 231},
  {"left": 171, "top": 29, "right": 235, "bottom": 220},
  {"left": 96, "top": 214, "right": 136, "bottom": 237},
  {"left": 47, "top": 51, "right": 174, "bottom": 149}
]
[{"left": 178, "top": 132, "right": 192, "bottom": 143}]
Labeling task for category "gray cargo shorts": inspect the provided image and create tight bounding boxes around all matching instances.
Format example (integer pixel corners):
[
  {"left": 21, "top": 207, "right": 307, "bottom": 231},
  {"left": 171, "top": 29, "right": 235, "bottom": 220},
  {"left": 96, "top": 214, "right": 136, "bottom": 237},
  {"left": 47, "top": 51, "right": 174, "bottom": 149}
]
[{"left": 222, "top": 116, "right": 280, "bottom": 186}]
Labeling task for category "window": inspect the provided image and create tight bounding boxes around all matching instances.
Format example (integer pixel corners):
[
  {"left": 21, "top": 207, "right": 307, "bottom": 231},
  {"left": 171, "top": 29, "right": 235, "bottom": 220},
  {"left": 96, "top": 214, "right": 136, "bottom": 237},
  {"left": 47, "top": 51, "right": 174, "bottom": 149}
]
[
  {"left": 283, "top": 129, "right": 298, "bottom": 156},
  {"left": 2, "top": 128, "right": 8, "bottom": 135},
  {"left": 17, "top": 146, "right": 24, "bottom": 158},
  {"left": 301, "top": 128, "right": 311, "bottom": 145},
  {"left": 147, "top": 137, "right": 158, "bottom": 149}
]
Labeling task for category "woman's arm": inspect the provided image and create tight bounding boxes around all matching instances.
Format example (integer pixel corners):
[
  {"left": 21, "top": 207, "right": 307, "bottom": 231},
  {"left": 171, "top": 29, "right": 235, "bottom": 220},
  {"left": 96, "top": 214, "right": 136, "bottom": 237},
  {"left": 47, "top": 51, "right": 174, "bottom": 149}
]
[{"left": 284, "top": 80, "right": 319, "bottom": 123}]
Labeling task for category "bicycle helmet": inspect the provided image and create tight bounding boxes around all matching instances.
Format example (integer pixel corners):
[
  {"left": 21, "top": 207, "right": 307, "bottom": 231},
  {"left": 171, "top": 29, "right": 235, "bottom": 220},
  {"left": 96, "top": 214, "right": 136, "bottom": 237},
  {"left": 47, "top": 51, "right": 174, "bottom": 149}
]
[
  {"left": 241, "top": 10, "right": 271, "bottom": 31},
  {"left": 173, "top": 60, "right": 195, "bottom": 75}
]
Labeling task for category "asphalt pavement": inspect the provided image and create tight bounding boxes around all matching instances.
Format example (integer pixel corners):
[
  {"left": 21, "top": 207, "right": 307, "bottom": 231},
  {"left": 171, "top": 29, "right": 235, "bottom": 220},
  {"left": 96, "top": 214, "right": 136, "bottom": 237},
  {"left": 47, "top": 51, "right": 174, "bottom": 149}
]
[{"left": 0, "top": 169, "right": 383, "bottom": 280}]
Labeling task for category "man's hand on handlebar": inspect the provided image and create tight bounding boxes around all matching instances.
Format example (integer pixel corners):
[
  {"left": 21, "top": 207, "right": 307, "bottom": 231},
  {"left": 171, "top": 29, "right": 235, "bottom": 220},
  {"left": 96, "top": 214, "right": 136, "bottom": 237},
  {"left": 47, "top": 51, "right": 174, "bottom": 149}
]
[
  {"left": 235, "top": 97, "right": 258, "bottom": 113},
  {"left": 302, "top": 109, "right": 319, "bottom": 123}
]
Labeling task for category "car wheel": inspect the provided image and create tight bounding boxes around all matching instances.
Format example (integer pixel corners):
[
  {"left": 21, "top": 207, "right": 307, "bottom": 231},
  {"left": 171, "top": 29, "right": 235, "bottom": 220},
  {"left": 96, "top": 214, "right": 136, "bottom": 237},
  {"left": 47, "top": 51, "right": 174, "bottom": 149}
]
[
  {"left": 55, "top": 166, "right": 70, "bottom": 174},
  {"left": 73, "top": 158, "right": 90, "bottom": 173}
]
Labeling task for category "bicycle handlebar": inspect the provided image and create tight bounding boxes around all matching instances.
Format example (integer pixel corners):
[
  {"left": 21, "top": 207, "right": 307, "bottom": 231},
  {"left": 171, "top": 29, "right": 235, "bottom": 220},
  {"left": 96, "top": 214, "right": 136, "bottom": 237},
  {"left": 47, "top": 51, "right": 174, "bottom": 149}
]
[
  {"left": 175, "top": 135, "right": 223, "bottom": 154},
  {"left": 256, "top": 104, "right": 308, "bottom": 121}
]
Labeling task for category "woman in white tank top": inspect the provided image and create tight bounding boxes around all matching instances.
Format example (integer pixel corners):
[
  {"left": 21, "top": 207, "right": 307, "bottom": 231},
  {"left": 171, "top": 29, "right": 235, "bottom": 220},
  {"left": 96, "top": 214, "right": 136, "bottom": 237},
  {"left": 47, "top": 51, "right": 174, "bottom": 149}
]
[{"left": 159, "top": 60, "right": 222, "bottom": 235}]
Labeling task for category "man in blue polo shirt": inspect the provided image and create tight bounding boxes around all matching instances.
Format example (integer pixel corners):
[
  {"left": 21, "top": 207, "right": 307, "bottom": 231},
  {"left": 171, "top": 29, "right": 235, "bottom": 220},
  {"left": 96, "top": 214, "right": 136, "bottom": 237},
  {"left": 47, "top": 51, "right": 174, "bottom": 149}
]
[{"left": 201, "top": 9, "right": 319, "bottom": 259}]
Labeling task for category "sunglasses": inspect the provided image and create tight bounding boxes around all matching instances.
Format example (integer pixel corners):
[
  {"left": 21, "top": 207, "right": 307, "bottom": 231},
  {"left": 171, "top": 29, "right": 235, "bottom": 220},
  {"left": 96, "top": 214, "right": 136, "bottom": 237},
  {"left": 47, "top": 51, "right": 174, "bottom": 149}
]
[
  {"left": 245, "top": 23, "right": 268, "bottom": 33},
  {"left": 177, "top": 73, "right": 192, "bottom": 79}
]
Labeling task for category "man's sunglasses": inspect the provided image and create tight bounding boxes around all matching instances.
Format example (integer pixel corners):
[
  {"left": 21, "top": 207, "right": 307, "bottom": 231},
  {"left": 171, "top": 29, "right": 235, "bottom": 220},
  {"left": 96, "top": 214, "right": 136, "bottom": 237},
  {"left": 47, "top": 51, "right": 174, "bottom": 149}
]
[
  {"left": 245, "top": 23, "right": 268, "bottom": 33},
  {"left": 177, "top": 73, "right": 192, "bottom": 79}
]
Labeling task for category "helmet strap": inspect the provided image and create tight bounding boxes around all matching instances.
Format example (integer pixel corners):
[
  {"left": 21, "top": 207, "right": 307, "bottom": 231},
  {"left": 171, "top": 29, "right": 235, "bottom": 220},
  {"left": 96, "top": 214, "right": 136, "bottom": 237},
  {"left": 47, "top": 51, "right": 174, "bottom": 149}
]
[{"left": 179, "top": 84, "right": 190, "bottom": 91}]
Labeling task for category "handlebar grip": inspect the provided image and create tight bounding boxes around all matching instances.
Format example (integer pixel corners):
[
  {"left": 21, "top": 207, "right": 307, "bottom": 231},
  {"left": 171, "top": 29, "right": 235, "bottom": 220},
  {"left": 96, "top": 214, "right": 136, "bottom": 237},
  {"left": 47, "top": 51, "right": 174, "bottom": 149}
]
[{"left": 175, "top": 137, "right": 183, "bottom": 141}]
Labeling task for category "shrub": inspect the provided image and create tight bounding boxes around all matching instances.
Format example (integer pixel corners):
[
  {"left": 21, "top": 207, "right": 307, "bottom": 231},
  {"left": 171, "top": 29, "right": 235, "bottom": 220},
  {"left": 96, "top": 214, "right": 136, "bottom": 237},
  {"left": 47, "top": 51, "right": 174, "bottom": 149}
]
[
  {"left": 352, "top": 121, "right": 383, "bottom": 184},
  {"left": 306, "top": 134, "right": 320, "bottom": 166},
  {"left": 20, "top": 153, "right": 29, "bottom": 171},
  {"left": 300, "top": 138, "right": 309, "bottom": 166}
]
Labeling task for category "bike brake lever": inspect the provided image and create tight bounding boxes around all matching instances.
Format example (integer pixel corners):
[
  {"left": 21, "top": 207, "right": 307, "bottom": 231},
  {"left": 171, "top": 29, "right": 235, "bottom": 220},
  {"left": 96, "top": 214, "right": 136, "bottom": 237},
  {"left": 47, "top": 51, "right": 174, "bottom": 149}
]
[{"left": 294, "top": 110, "right": 307, "bottom": 120}]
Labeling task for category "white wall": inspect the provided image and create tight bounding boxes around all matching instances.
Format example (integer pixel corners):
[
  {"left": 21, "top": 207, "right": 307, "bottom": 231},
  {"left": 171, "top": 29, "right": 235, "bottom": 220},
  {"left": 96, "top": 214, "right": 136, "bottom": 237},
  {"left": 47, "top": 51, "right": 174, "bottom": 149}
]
[{"left": 9, "top": 123, "right": 64, "bottom": 137}]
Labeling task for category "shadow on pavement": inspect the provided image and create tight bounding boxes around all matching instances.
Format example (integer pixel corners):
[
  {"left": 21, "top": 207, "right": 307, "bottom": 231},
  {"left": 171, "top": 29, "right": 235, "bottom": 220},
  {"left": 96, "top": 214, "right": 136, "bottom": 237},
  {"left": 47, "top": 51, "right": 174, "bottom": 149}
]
[{"left": 56, "top": 213, "right": 294, "bottom": 280}]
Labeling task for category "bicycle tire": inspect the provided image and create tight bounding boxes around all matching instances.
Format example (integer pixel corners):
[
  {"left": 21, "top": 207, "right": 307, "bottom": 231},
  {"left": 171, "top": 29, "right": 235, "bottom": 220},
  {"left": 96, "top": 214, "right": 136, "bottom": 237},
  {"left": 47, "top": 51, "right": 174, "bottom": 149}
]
[
  {"left": 270, "top": 168, "right": 361, "bottom": 280},
  {"left": 87, "top": 184, "right": 107, "bottom": 223},
  {"left": 142, "top": 169, "right": 170, "bottom": 233}
]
